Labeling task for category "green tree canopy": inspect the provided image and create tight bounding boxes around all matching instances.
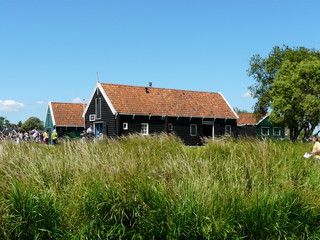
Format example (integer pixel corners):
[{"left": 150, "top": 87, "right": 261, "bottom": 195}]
[
  {"left": 0, "top": 117, "right": 5, "bottom": 129},
  {"left": 248, "top": 45, "right": 320, "bottom": 141},
  {"left": 248, "top": 45, "right": 320, "bottom": 113},
  {"left": 270, "top": 59, "right": 320, "bottom": 141},
  {"left": 17, "top": 121, "right": 23, "bottom": 127},
  {"left": 21, "top": 117, "right": 44, "bottom": 131}
]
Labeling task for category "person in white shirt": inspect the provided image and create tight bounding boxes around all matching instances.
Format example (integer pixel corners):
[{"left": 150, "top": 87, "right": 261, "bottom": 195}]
[
  {"left": 32, "top": 127, "right": 39, "bottom": 142},
  {"left": 86, "top": 125, "right": 93, "bottom": 137}
]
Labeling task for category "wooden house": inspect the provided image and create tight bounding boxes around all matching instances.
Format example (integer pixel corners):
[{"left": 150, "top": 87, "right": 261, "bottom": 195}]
[
  {"left": 83, "top": 83, "right": 238, "bottom": 145},
  {"left": 237, "top": 113, "right": 285, "bottom": 139},
  {"left": 44, "top": 102, "right": 86, "bottom": 142}
]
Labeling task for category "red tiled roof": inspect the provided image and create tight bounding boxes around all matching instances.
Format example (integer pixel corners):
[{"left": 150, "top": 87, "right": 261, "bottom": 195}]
[
  {"left": 100, "top": 83, "right": 237, "bottom": 119},
  {"left": 50, "top": 102, "right": 85, "bottom": 126},
  {"left": 237, "top": 113, "right": 268, "bottom": 125},
  {"left": 237, "top": 113, "right": 257, "bottom": 125}
]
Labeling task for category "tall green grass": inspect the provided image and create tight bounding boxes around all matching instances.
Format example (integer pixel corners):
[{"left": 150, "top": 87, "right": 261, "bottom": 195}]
[{"left": 1, "top": 134, "right": 320, "bottom": 239}]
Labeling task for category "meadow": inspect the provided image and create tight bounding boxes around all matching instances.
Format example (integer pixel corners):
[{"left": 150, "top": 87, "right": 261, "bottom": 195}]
[{"left": 1, "top": 134, "right": 320, "bottom": 239}]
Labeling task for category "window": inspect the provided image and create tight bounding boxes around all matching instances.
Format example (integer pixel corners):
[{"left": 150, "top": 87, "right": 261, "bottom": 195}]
[
  {"left": 225, "top": 125, "right": 231, "bottom": 136},
  {"left": 123, "top": 122, "right": 128, "bottom": 130},
  {"left": 273, "top": 127, "right": 281, "bottom": 136},
  {"left": 261, "top": 127, "right": 269, "bottom": 136},
  {"left": 190, "top": 124, "right": 197, "bottom": 136},
  {"left": 168, "top": 123, "right": 173, "bottom": 131},
  {"left": 95, "top": 98, "right": 101, "bottom": 119},
  {"left": 89, "top": 114, "right": 95, "bottom": 121},
  {"left": 141, "top": 123, "right": 149, "bottom": 135}
]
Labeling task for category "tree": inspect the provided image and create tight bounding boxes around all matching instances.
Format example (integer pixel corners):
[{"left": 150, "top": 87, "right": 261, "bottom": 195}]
[
  {"left": 270, "top": 59, "right": 320, "bottom": 141},
  {"left": 4, "top": 119, "right": 12, "bottom": 128},
  {"left": 0, "top": 117, "right": 5, "bottom": 129},
  {"left": 248, "top": 45, "right": 320, "bottom": 113},
  {"left": 248, "top": 45, "right": 320, "bottom": 141},
  {"left": 233, "top": 107, "right": 249, "bottom": 113},
  {"left": 17, "top": 121, "right": 23, "bottom": 127},
  {"left": 21, "top": 117, "right": 44, "bottom": 131}
]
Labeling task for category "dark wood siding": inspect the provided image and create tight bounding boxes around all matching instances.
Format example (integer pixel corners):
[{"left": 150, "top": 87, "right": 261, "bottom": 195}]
[
  {"left": 118, "top": 115, "right": 237, "bottom": 145},
  {"left": 56, "top": 126, "right": 85, "bottom": 138},
  {"left": 84, "top": 89, "right": 117, "bottom": 137},
  {"left": 238, "top": 125, "right": 256, "bottom": 137}
]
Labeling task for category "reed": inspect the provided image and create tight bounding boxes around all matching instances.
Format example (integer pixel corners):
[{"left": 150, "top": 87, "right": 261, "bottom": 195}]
[{"left": 0, "top": 135, "right": 319, "bottom": 239}]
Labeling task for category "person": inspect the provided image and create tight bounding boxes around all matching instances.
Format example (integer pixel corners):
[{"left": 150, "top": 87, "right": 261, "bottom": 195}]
[
  {"left": 86, "top": 125, "right": 93, "bottom": 136},
  {"left": 43, "top": 130, "right": 49, "bottom": 144},
  {"left": 16, "top": 130, "right": 23, "bottom": 144},
  {"left": 51, "top": 129, "right": 58, "bottom": 144},
  {"left": 23, "top": 131, "right": 29, "bottom": 141},
  {"left": 32, "top": 127, "right": 39, "bottom": 142},
  {"left": 39, "top": 131, "right": 44, "bottom": 143},
  {"left": 80, "top": 129, "right": 87, "bottom": 142},
  {"left": 98, "top": 132, "right": 104, "bottom": 141},
  {"left": 310, "top": 136, "right": 320, "bottom": 160}
]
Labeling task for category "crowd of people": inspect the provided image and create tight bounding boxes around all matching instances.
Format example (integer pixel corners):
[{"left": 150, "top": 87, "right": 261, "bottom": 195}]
[
  {"left": 0, "top": 124, "right": 101, "bottom": 144},
  {"left": 0, "top": 127, "right": 58, "bottom": 144}
]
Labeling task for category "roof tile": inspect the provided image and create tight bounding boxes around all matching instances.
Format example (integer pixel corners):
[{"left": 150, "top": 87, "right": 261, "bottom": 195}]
[
  {"left": 51, "top": 102, "right": 85, "bottom": 127},
  {"left": 100, "top": 83, "right": 237, "bottom": 119},
  {"left": 237, "top": 113, "right": 268, "bottom": 125}
]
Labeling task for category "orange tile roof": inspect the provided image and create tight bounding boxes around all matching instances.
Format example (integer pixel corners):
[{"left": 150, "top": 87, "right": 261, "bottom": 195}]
[
  {"left": 237, "top": 113, "right": 257, "bottom": 125},
  {"left": 237, "top": 113, "right": 268, "bottom": 125},
  {"left": 50, "top": 102, "right": 85, "bottom": 126},
  {"left": 100, "top": 83, "right": 237, "bottom": 119}
]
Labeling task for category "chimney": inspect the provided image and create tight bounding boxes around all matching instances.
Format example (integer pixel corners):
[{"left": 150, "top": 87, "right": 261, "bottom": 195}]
[{"left": 146, "top": 82, "right": 152, "bottom": 93}]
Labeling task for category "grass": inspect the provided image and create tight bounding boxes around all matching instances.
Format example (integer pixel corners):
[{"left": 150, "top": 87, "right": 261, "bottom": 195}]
[{"left": 1, "top": 134, "right": 320, "bottom": 239}]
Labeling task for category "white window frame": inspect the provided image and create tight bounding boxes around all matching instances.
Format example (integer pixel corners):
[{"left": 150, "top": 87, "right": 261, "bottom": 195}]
[
  {"left": 141, "top": 123, "right": 149, "bottom": 135},
  {"left": 261, "top": 127, "right": 270, "bottom": 136},
  {"left": 225, "top": 125, "right": 231, "bottom": 136},
  {"left": 95, "top": 98, "right": 102, "bottom": 120},
  {"left": 89, "top": 114, "right": 96, "bottom": 121},
  {"left": 190, "top": 124, "right": 197, "bottom": 136},
  {"left": 273, "top": 127, "right": 281, "bottom": 136},
  {"left": 123, "top": 122, "right": 128, "bottom": 130},
  {"left": 168, "top": 123, "right": 173, "bottom": 131}
]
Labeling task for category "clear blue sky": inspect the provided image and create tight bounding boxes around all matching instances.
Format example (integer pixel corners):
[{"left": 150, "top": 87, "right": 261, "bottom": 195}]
[{"left": 1, "top": 0, "right": 320, "bottom": 123}]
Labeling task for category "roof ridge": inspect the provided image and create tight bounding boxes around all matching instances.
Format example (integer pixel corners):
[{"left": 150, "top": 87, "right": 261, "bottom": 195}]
[
  {"left": 51, "top": 102, "right": 85, "bottom": 105},
  {"left": 100, "top": 82, "right": 219, "bottom": 94}
]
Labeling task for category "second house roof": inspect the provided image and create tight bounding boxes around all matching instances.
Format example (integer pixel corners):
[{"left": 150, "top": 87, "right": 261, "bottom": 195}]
[{"left": 50, "top": 102, "right": 85, "bottom": 127}]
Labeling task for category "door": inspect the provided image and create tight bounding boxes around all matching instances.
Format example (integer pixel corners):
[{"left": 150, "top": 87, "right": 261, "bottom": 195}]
[
  {"left": 94, "top": 122, "right": 103, "bottom": 137},
  {"left": 202, "top": 124, "right": 215, "bottom": 141}
]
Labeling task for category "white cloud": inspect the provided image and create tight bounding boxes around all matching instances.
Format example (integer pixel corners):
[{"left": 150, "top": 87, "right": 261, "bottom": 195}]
[
  {"left": 0, "top": 100, "right": 25, "bottom": 112},
  {"left": 241, "top": 92, "right": 253, "bottom": 98},
  {"left": 72, "top": 98, "right": 85, "bottom": 103},
  {"left": 35, "top": 101, "right": 46, "bottom": 105}
]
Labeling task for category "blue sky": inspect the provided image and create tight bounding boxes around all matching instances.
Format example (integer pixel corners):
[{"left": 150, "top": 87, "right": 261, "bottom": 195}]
[{"left": 1, "top": 0, "right": 320, "bottom": 123}]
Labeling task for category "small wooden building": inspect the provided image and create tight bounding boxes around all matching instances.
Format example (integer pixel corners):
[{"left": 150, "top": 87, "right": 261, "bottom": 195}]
[
  {"left": 44, "top": 102, "right": 86, "bottom": 142},
  {"left": 83, "top": 83, "right": 238, "bottom": 145},
  {"left": 237, "top": 113, "right": 285, "bottom": 139}
]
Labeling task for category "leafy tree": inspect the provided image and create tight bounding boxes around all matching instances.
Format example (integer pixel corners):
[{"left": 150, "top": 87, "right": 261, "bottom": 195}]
[
  {"left": 248, "top": 45, "right": 320, "bottom": 113},
  {"left": 21, "top": 117, "right": 44, "bottom": 131},
  {"left": 233, "top": 107, "right": 249, "bottom": 113},
  {"left": 0, "top": 117, "right": 5, "bottom": 129},
  {"left": 270, "top": 59, "right": 320, "bottom": 141},
  {"left": 248, "top": 45, "right": 320, "bottom": 141},
  {"left": 17, "top": 121, "right": 23, "bottom": 127},
  {"left": 4, "top": 119, "right": 12, "bottom": 128}
]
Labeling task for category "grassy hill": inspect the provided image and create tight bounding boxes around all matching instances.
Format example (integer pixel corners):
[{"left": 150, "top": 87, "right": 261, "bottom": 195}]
[{"left": 1, "top": 135, "right": 320, "bottom": 239}]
